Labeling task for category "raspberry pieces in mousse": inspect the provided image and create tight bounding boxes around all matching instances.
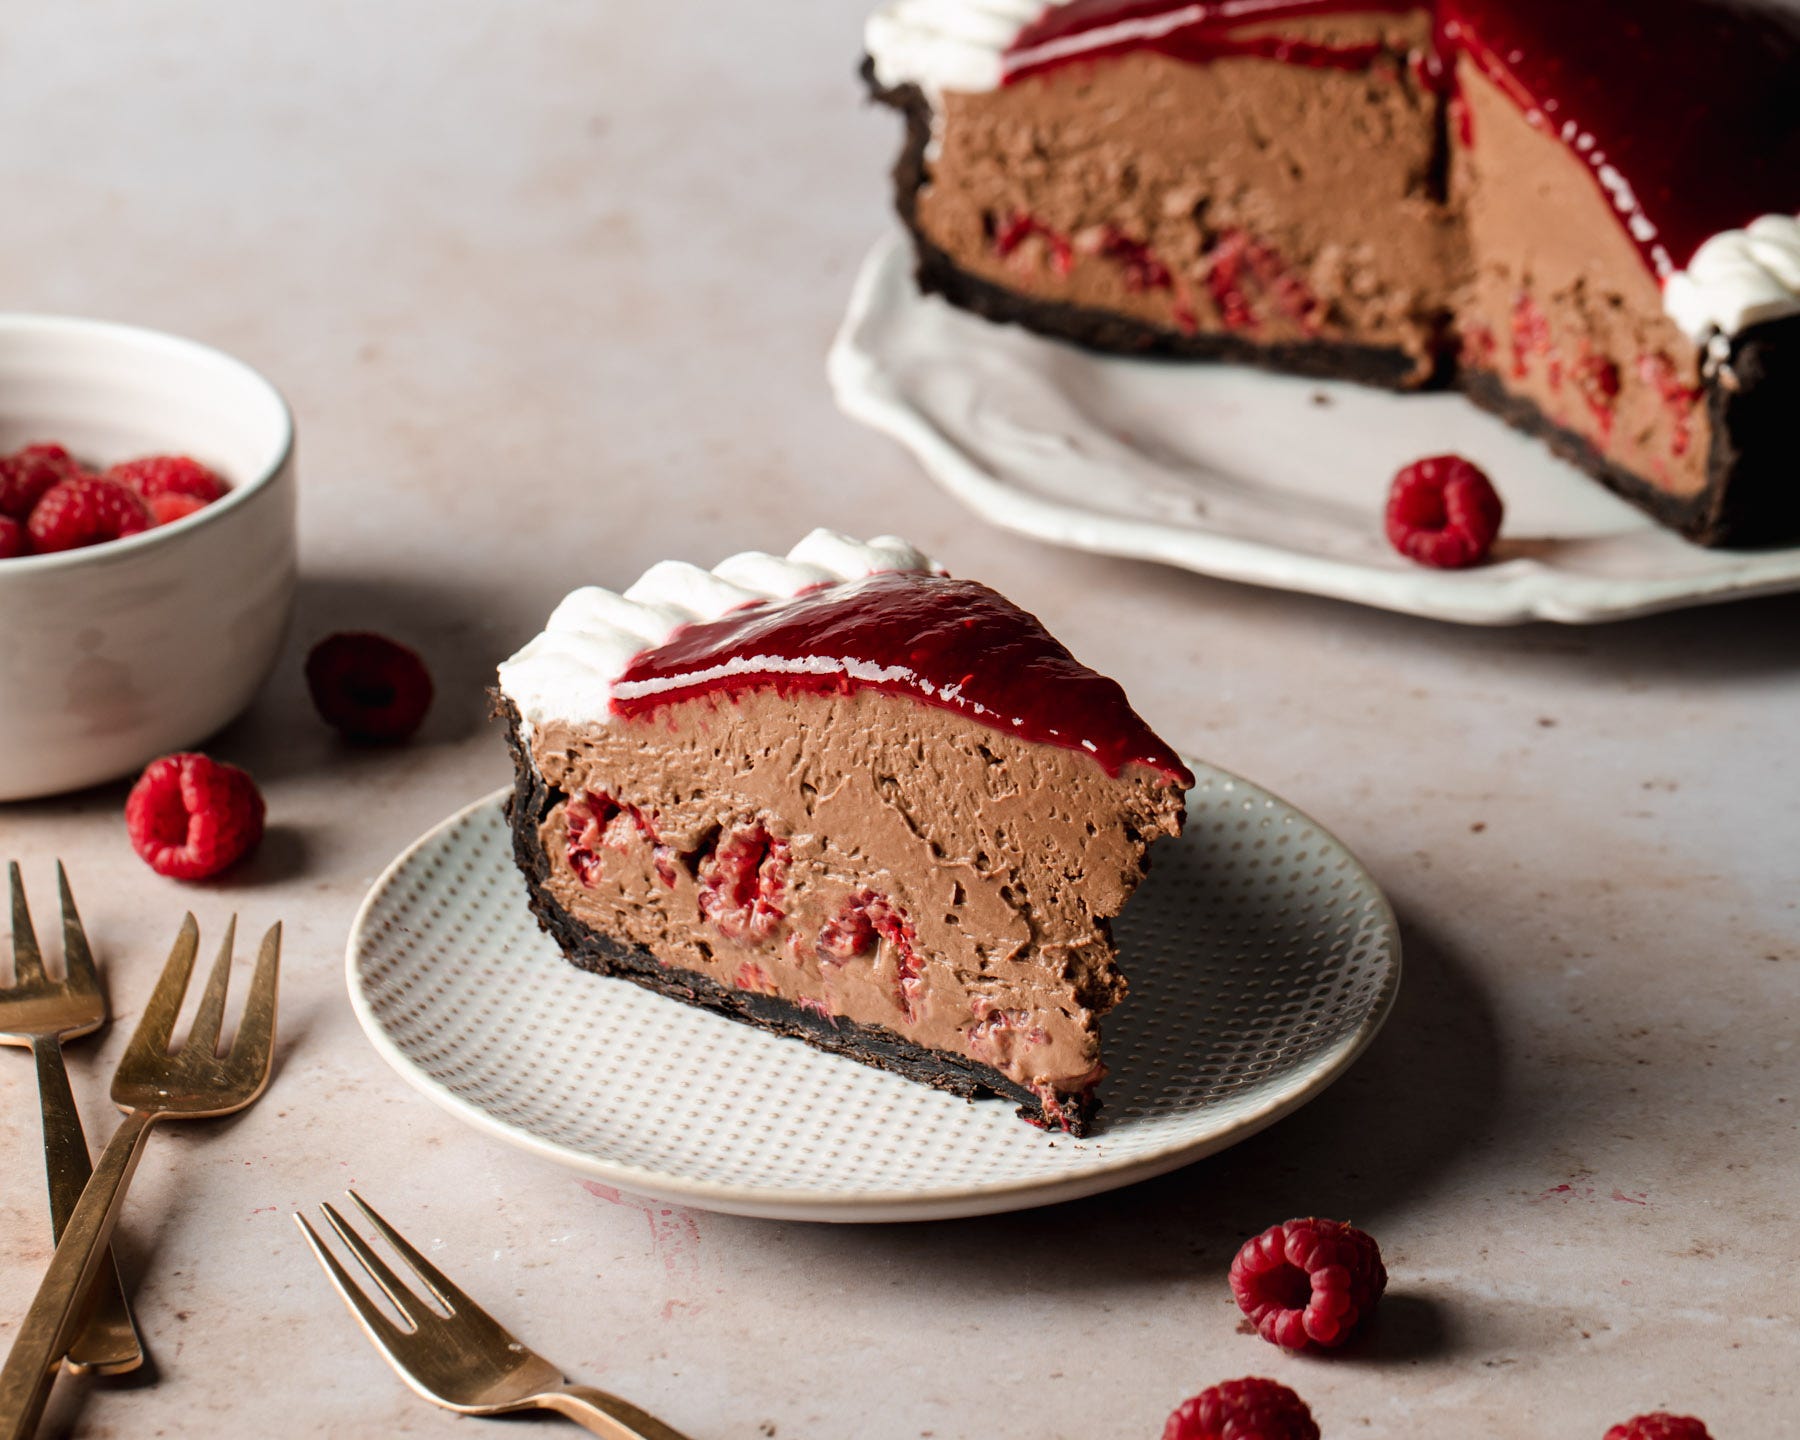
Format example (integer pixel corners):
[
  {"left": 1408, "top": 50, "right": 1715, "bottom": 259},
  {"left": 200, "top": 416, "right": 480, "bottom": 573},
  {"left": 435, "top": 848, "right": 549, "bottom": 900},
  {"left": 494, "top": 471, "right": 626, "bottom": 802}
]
[{"left": 497, "top": 530, "right": 1190, "bottom": 1134}]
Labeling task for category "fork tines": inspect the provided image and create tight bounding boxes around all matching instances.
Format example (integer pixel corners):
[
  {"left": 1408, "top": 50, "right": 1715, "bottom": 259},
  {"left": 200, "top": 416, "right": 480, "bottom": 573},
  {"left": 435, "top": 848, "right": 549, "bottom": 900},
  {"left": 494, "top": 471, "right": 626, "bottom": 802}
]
[
  {"left": 7, "top": 861, "right": 44, "bottom": 989},
  {"left": 295, "top": 1192, "right": 481, "bottom": 1338},
  {"left": 124, "top": 914, "right": 281, "bottom": 1063},
  {"left": 6, "top": 861, "right": 101, "bottom": 990}
]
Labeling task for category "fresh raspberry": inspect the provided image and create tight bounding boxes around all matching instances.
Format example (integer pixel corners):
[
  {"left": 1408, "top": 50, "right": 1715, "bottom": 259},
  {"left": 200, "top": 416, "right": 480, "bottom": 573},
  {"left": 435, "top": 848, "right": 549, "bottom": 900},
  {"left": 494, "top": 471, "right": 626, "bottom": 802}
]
[
  {"left": 107, "top": 454, "right": 227, "bottom": 504},
  {"left": 815, "top": 890, "right": 924, "bottom": 1017},
  {"left": 125, "top": 753, "right": 266, "bottom": 881},
  {"left": 0, "top": 443, "right": 83, "bottom": 519},
  {"left": 1604, "top": 1414, "right": 1714, "bottom": 1440},
  {"left": 0, "top": 516, "right": 25, "bottom": 559},
  {"left": 147, "top": 492, "right": 209, "bottom": 526},
  {"left": 1384, "top": 454, "right": 1504, "bottom": 569},
  {"left": 304, "top": 632, "right": 434, "bottom": 741},
  {"left": 564, "top": 790, "right": 660, "bottom": 887},
  {"left": 697, "top": 823, "right": 790, "bottom": 940},
  {"left": 1163, "top": 1377, "right": 1319, "bottom": 1440},
  {"left": 26, "top": 476, "right": 153, "bottom": 554},
  {"left": 1230, "top": 1217, "right": 1387, "bottom": 1351}
]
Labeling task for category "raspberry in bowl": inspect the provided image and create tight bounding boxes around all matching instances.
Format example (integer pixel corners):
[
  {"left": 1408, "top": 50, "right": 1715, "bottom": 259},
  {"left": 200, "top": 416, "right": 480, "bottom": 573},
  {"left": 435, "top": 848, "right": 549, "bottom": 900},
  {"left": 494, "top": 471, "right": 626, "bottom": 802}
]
[{"left": 0, "top": 314, "right": 295, "bottom": 800}]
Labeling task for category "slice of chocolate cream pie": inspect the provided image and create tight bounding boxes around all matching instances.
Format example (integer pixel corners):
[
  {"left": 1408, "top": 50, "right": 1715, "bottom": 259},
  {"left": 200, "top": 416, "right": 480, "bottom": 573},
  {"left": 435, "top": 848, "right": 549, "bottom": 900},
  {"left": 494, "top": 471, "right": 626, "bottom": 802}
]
[{"left": 496, "top": 530, "right": 1190, "bottom": 1132}]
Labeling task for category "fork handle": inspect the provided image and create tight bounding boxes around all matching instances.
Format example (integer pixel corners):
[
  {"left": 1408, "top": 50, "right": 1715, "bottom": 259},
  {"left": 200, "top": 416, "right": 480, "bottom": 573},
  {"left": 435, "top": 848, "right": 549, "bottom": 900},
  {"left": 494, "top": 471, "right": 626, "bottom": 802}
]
[
  {"left": 28, "top": 1038, "right": 144, "bottom": 1375},
  {"left": 537, "top": 1385, "right": 698, "bottom": 1440},
  {"left": 0, "top": 1108, "right": 155, "bottom": 1440}
]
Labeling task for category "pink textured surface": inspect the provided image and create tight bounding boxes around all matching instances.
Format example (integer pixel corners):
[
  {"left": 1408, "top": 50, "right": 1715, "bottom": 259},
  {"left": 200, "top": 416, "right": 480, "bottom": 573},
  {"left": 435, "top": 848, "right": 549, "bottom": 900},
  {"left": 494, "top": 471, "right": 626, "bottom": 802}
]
[{"left": 0, "top": 1, "right": 1795, "bottom": 1435}]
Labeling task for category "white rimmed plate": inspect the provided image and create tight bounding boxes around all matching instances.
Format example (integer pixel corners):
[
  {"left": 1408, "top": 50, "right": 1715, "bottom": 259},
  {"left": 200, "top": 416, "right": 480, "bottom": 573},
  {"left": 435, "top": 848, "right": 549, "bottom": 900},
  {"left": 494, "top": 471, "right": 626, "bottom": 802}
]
[
  {"left": 828, "top": 233, "right": 1800, "bottom": 626},
  {"left": 347, "top": 767, "right": 1399, "bottom": 1222}
]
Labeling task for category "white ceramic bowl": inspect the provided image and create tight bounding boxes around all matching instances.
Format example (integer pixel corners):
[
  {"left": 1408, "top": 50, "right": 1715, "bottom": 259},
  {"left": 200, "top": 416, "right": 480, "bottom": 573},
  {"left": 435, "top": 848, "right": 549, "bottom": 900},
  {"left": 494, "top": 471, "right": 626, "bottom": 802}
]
[{"left": 0, "top": 314, "right": 296, "bottom": 801}]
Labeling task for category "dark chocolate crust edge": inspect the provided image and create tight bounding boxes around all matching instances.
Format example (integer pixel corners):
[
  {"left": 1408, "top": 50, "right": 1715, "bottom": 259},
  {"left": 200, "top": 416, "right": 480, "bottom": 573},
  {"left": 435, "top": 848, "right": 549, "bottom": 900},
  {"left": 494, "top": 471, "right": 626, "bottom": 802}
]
[
  {"left": 500, "top": 698, "right": 1097, "bottom": 1137},
  {"left": 864, "top": 63, "right": 1800, "bottom": 550}
]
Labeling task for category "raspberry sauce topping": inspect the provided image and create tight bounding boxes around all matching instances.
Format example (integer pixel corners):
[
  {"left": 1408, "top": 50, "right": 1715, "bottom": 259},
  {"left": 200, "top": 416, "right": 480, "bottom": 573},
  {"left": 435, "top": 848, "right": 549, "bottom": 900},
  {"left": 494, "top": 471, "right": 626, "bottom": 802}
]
[
  {"left": 1007, "top": 0, "right": 1418, "bottom": 82},
  {"left": 610, "top": 571, "right": 1192, "bottom": 785},
  {"left": 1001, "top": 0, "right": 1800, "bottom": 281},
  {"left": 1439, "top": 0, "right": 1800, "bottom": 278}
]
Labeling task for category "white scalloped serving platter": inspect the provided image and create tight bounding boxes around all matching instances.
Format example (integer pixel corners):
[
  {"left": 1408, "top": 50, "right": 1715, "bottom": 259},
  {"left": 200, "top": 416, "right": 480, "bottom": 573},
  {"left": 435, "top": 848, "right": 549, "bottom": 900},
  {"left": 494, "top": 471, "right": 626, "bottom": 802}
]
[
  {"left": 347, "top": 769, "right": 1399, "bottom": 1223},
  {"left": 829, "top": 232, "right": 1800, "bottom": 626}
]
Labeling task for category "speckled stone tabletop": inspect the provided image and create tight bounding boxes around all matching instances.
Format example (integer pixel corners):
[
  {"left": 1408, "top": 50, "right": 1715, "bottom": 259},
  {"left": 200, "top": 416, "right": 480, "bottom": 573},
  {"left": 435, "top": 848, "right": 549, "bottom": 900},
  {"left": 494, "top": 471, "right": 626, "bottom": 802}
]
[{"left": 1, "top": 4, "right": 1795, "bottom": 1437}]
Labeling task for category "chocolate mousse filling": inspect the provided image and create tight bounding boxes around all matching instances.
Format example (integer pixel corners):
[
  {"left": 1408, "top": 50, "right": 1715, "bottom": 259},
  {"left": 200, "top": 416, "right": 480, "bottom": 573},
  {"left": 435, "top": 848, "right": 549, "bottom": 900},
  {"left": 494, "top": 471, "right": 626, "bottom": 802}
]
[{"left": 500, "top": 561, "right": 1189, "bottom": 1134}]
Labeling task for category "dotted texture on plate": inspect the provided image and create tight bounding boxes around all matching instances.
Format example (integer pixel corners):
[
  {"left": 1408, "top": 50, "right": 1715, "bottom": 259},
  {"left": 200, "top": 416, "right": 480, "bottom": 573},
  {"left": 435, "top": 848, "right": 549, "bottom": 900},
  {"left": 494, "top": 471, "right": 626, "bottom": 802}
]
[{"left": 349, "top": 766, "right": 1399, "bottom": 1220}]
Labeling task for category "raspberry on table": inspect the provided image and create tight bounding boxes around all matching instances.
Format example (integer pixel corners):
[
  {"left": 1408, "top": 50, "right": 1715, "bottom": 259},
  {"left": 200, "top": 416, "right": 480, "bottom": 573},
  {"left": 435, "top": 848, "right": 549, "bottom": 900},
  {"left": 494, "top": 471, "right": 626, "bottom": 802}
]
[
  {"left": 125, "top": 752, "right": 266, "bottom": 881},
  {"left": 1384, "top": 453, "right": 1504, "bottom": 568},
  {"left": 0, "top": 442, "right": 83, "bottom": 519},
  {"left": 108, "top": 454, "right": 227, "bottom": 505},
  {"left": 305, "top": 631, "right": 434, "bottom": 742},
  {"left": 0, "top": 515, "right": 25, "bottom": 559},
  {"left": 1229, "top": 1217, "right": 1387, "bottom": 1351},
  {"left": 26, "top": 475, "right": 153, "bottom": 554},
  {"left": 1604, "top": 1414, "right": 1714, "bottom": 1440},
  {"left": 1163, "top": 1377, "right": 1319, "bottom": 1440}
]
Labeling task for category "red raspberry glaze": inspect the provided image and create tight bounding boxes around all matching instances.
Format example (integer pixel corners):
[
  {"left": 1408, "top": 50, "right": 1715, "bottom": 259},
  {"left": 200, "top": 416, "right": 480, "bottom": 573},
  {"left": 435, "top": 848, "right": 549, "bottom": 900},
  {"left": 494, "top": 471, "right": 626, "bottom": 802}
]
[
  {"left": 1385, "top": 454, "right": 1504, "bottom": 569},
  {"left": 27, "top": 476, "right": 153, "bottom": 554},
  {"left": 1230, "top": 1217, "right": 1388, "bottom": 1351},
  {"left": 125, "top": 752, "right": 266, "bottom": 881},
  {"left": 1605, "top": 1415, "right": 1714, "bottom": 1440},
  {"left": 1163, "top": 1377, "right": 1319, "bottom": 1440},
  {"left": 610, "top": 573, "right": 1191, "bottom": 784}
]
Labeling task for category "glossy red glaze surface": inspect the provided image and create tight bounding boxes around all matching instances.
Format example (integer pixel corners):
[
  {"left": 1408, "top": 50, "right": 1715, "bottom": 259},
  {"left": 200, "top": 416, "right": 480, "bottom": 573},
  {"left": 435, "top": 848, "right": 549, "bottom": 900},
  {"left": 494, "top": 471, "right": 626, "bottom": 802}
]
[
  {"left": 1440, "top": 0, "right": 1800, "bottom": 277},
  {"left": 610, "top": 571, "right": 1193, "bottom": 785},
  {"left": 1007, "top": 0, "right": 1415, "bottom": 79},
  {"left": 1000, "top": 0, "right": 1800, "bottom": 280}
]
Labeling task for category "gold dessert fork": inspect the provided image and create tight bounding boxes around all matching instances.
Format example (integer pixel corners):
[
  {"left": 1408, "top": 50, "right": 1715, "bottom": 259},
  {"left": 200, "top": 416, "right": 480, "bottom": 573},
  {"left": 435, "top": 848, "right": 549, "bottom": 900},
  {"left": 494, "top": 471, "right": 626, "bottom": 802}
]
[
  {"left": 296, "top": 1192, "right": 694, "bottom": 1439},
  {"left": 0, "top": 864, "right": 143, "bottom": 1376},
  {"left": 0, "top": 912, "right": 280, "bottom": 1440}
]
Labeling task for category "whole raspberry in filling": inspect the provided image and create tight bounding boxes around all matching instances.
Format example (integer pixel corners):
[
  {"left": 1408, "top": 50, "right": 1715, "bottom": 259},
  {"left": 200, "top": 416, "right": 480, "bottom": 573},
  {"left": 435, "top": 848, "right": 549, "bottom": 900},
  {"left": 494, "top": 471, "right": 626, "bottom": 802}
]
[
  {"left": 107, "top": 454, "right": 227, "bottom": 504},
  {"left": 304, "top": 632, "right": 434, "bottom": 742},
  {"left": 967, "top": 1000, "right": 1048, "bottom": 1065},
  {"left": 1604, "top": 1415, "right": 1714, "bottom": 1440},
  {"left": 564, "top": 791, "right": 661, "bottom": 888},
  {"left": 124, "top": 752, "right": 266, "bottom": 881},
  {"left": 565, "top": 793, "right": 614, "bottom": 887},
  {"left": 816, "top": 890, "right": 923, "bottom": 1019},
  {"left": 26, "top": 475, "right": 152, "bottom": 553},
  {"left": 817, "top": 891, "right": 881, "bottom": 961},
  {"left": 697, "top": 823, "right": 789, "bottom": 941},
  {"left": 1162, "top": 1377, "right": 1319, "bottom": 1440},
  {"left": 0, "top": 443, "right": 82, "bottom": 519},
  {"left": 0, "top": 516, "right": 25, "bottom": 559},
  {"left": 1384, "top": 454, "right": 1504, "bottom": 569},
  {"left": 1229, "top": 1217, "right": 1387, "bottom": 1351}
]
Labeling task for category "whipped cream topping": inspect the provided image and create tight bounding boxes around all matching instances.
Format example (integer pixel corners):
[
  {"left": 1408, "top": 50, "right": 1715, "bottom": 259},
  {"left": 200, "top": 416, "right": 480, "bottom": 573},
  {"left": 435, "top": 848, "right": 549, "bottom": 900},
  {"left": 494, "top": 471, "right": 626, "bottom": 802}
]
[
  {"left": 866, "top": 0, "right": 1064, "bottom": 94},
  {"left": 1663, "top": 215, "right": 1800, "bottom": 344},
  {"left": 498, "top": 530, "right": 941, "bottom": 735}
]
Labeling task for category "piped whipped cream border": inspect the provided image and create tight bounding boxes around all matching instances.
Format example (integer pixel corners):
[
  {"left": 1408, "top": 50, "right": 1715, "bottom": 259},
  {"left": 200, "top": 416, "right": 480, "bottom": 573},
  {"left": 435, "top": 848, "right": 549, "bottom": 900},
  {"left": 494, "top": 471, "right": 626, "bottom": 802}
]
[
  {"left": 864, "top": 0, "right": 1800, "bottom": 341},
  {"left": 498, "top": 529, "right": 942, "bottom": 738},
  {"left": 1665, "top": 215, "right": 1800, "bottom": 343}
]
